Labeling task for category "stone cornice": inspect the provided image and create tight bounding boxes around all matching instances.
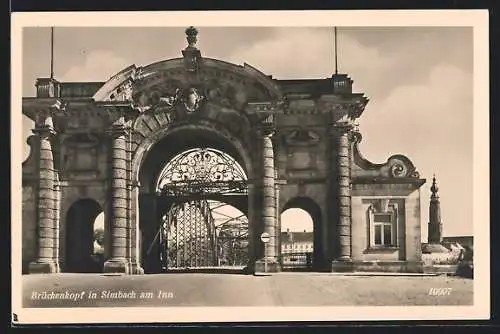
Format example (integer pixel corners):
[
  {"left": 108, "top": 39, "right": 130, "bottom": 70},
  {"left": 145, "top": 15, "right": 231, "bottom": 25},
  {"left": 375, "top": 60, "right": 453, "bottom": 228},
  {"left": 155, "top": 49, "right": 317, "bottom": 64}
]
[
  {"left": 352, "top": 177, "right": 426, "bottom": 186},
  {"left": 280, "top": 93, "right": 368, "bottom": 117}
]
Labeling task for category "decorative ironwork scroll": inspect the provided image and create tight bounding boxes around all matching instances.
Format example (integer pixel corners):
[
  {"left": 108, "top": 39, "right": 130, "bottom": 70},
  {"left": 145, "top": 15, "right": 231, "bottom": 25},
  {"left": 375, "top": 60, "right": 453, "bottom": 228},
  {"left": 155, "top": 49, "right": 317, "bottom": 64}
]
[
  {"left": 157, "top": 148, "right": 249, "bottom": 270},
  {"left": 156, "top": 148, "right": 248, "bottom": 196}
]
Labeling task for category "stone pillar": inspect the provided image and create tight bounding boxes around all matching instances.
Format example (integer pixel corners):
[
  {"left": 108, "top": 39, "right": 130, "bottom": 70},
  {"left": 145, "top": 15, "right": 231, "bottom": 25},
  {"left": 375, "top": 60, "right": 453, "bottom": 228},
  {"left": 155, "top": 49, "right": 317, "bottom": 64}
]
[
  {"left": 29, "top": 117, "right": 59, "bottom": 273},
  {"left": 129, "top": 183, "right": 144, "bottom": 274},
  {"left": 103, "top": 123, "right": 130, "bottom": 274},
  {"left": 53, "top": 180, "right": 61, "bottom": 272},
  {"left": 245, "top": 181, "right": 256, "bottom": 273},
  {"left": 275, "top": 169, "right": 281, "bottom": 266},
  {"left": 331, "top": 122, "right": 354, "bottom": 272},
  {"left": 255, "top": 129, "right": 280, "bottom": 273}
]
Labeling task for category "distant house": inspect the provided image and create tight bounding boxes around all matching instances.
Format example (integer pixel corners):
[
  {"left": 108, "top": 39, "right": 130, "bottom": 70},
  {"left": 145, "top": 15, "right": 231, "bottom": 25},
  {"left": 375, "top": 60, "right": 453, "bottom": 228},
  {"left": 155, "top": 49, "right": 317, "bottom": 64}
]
[
  {"left": 280, "top": 230, "right": 313, "bottom": 254},
  {"left": 280, "top": 230, "right": 314, "bottom": 269}
]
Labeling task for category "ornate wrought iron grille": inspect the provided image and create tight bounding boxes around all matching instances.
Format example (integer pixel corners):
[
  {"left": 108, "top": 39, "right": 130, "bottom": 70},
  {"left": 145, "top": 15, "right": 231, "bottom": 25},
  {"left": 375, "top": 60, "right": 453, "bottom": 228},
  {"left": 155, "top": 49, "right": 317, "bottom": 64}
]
[
  {"left": 156, "top": 148, "right": 248, "bottom": 196},
  {"left": 157, "top": 148, "right": 249, "bottom": 270}
]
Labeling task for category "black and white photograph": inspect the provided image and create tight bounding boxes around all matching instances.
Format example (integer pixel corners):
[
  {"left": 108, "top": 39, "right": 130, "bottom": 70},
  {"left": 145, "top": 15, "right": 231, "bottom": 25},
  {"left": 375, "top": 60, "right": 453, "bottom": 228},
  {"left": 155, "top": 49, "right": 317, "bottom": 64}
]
[{"left": 11, "top": 10, "right": 489, "bottom": 324}]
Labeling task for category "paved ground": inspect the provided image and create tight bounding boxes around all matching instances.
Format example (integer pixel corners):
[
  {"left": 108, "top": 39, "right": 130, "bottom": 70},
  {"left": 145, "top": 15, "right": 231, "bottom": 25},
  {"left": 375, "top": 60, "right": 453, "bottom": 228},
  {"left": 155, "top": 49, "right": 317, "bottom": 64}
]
[{"left": 22, "top": 273, "right": 473, "bottom": 308}]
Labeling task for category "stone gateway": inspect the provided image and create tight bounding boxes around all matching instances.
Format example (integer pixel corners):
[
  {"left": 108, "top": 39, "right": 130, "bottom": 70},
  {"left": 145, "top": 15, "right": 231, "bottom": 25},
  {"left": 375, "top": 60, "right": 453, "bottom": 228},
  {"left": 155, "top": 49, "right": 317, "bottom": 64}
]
[{"left": 22, "top": 27, "right": 426, "bottom": 275}]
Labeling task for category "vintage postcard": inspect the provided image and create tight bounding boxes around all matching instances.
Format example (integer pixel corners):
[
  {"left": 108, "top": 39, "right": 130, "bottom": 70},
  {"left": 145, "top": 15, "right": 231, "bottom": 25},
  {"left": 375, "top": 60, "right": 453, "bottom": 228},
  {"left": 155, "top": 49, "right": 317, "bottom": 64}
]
[{"left": 11, "top": 10, "right": 489, "bottom": 325}]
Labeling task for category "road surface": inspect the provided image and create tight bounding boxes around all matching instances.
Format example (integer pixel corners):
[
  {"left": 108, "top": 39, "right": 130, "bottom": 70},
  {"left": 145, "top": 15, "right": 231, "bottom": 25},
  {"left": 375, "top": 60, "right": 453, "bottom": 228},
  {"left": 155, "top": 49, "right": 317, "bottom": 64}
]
[{"left": 21, "top": 272, "right": 473, "bottom": 308}]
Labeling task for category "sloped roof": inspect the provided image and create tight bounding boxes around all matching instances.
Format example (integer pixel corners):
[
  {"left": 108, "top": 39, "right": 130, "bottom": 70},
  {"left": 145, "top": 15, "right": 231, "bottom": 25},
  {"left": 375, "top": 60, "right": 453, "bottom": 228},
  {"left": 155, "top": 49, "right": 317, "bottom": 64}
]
[
  {"left": 280, "top": 232, "right": 313, "bottom": 243},
  {"left": 442, "top": 236, "right": 473, "bottom": 246}
]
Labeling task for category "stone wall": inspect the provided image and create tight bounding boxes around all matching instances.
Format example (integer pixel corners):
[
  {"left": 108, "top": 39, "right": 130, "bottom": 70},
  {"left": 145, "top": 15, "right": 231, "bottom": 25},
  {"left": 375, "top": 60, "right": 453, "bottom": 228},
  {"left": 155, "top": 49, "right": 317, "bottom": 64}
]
[
  {"left": 351, "top": 182, "right": 423, "bottom": 272},
  {"left": 22, "top": 136, "right": 38, "bottom": 273},
  {"left": 22, "top": 183, "right": 37, "bottom": 274}
]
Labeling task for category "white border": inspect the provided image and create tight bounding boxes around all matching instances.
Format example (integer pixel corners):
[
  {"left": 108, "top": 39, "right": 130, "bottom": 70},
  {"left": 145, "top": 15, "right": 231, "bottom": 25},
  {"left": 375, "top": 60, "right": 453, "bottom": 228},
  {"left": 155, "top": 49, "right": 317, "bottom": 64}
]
[{"left": 11, "top": 10, "right": 490, "bottom": 324}]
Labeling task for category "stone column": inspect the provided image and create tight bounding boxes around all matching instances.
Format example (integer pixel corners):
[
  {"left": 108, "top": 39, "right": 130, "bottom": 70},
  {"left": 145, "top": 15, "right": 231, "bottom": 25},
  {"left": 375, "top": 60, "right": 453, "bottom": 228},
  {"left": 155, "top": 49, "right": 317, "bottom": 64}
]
[
  {"left": 245, "top": 181, "right": 256, "bottom": 273},
  {"left": 255, "top": 129, "right": 280, "bottom": 273},
  {"left": 274, "top": 169, "right": 281, "bottom": 266},
  {"left": 29, "top": 117, "right": 58, "bottom": 273},
  {"left": 129, "top": 183, "right": 144, "bottom": 274},
  {"left": 331, "top": 122, "right": 354, "bottom": 272},
  {"left": 53, "top": 180, "right": 61, "bottom": 272},
  {"left": 103, "top": 123, "right": 130, "bottom": 274}
]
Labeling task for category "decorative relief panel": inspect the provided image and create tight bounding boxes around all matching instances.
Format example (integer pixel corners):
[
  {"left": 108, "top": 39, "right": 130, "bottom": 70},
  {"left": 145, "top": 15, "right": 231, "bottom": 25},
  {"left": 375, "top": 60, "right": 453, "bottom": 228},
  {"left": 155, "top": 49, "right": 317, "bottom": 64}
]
[
  {"left": 277, "top": 128, "right": 322, "bottom": 178},
  {"left": 284, "top": 129, "right": 320, "bottom": 146},
  {"left": 62, "top": 133, "right": 100, "bottom": 179}
]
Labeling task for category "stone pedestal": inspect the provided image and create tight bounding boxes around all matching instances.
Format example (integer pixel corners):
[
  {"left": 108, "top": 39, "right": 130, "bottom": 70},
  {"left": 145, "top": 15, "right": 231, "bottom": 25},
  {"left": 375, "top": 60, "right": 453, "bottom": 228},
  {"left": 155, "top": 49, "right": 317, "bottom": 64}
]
[
  {"left": 29, "top": 261, "right": 59, "bottom": 274},
  {"left": 254, "top": 259, "right": 281, "bottom": 274},
  {"left": 331, "top": 260, "right": 354, "bottom": 272},
  {"left": 103, "top": 124, "right": 130, "bottom": 274},
  {"left": 53, "top": 181, "right": 61, "bottom": 273}
]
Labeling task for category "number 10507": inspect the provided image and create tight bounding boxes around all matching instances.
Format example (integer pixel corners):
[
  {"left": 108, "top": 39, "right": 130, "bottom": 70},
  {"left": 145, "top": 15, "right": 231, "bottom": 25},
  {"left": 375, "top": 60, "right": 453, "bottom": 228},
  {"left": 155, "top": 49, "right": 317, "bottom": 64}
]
[{"left": 428, "top": 288, "right": 452, "bottom": 296}]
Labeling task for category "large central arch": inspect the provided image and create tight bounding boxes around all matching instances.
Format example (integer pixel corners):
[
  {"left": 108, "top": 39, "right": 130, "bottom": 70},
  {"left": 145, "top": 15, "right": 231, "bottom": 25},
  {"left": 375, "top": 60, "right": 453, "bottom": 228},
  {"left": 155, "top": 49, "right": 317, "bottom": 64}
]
[{"left": 134, "top": 122, "right": 256, "bottom": 273}]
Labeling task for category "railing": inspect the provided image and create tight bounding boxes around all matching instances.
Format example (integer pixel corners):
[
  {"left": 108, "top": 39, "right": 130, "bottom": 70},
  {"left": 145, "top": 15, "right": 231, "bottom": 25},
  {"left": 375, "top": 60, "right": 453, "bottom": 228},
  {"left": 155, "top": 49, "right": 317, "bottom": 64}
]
[
  {"left": 279, "top": 252, "right": 313, "bottom": 270},
  {"left": 332, "top": 74, "right": 353, "bottom": 94},
  {"left": 35, "top": 78, "right": 60, "bottom": 98}
]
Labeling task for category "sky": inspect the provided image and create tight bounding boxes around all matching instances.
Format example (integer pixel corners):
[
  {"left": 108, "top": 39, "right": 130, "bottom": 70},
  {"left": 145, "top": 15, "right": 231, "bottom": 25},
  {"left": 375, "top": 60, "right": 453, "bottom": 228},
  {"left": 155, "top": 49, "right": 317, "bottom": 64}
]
[{"left": 21, "top": 26, "right": 473, "bottom": 239}]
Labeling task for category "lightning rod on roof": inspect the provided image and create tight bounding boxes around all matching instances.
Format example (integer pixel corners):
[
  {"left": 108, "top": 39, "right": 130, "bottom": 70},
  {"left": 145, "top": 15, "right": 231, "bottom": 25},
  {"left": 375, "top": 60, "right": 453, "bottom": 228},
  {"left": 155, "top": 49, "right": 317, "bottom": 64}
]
[
  {"left": 334, "top": 26, "right": 339, "bottom": 75},
  {"left": 50, "top": 27, "right": 54, "bottom": 79}
]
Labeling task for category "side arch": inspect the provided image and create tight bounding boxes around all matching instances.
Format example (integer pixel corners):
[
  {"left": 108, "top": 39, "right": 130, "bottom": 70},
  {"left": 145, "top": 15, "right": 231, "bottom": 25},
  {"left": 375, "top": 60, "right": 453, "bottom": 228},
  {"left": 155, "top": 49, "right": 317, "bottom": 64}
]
[
  {"left": 64, "top": 198, "right": 104, "bottom": 273},
  {"left": 281, "top": 196, "right": 325, "bottom": 271}
]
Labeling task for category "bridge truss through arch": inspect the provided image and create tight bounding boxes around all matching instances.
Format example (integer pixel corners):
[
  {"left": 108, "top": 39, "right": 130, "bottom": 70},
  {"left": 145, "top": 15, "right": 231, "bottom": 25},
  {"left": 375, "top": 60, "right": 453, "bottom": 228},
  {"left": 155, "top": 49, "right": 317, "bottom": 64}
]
[{"left": 156, "top": 148, "right": 249, "bottom": 271}]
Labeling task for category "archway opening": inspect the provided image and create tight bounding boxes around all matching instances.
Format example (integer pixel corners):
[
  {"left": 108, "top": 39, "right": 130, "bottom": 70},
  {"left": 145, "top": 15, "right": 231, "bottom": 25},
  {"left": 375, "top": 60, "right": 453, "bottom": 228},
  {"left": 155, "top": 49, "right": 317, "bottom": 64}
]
[
  {"left": 65, "top": 198, "right": 104, "bottom": 273},
  {"left": 139, "top": 132, "right": 251, "bottom": 274},
  {"left": 280, "top": 197, "right": 323, "bottom": 271}
]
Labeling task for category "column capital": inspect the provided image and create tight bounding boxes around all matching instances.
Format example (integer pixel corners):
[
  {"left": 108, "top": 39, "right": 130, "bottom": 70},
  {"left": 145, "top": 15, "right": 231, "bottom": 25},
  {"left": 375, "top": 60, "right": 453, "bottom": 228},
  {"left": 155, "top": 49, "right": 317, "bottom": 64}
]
[
  {"left": 32, "top": 125, "right": 56, "bottom": 138},
  {"left": 332, "top": 120, "right": 354, "bottom": 131},
  {"left": 106, "top": 124, "right": 131, "bottom": 138},
  {"left": 257, "top": 127, "right": 275, "bottom": 138},
  {"left": 327, "top": 123, "right": 354, "bottom": 138}
]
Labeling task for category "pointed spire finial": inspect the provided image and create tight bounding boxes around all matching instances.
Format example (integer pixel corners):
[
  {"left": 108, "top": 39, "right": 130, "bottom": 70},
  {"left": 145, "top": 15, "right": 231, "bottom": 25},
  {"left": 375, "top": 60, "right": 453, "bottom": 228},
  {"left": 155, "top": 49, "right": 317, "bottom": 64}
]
[{"left": 431, "top": 174, "right": 439, "bottom": 197}]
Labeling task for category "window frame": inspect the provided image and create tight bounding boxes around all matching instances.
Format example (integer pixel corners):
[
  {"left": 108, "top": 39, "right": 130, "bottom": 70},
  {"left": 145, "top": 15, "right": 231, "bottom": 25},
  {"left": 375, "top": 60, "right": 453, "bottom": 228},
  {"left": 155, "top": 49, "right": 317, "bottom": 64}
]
[{"left": 368, "top": 201, "right": 398, "bottom": 249}]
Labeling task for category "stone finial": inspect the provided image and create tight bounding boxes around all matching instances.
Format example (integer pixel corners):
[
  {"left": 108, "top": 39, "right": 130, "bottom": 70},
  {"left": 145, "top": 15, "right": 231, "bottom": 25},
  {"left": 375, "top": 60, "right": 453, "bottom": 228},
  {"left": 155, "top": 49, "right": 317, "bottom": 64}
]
[
  {"left": 431, "top": 174, "right": 439, "bottom": 199},
  {"left": 182, "top": 26, "right": 202, "bottom": 72},
  {"left": 185, "top": 26, "right": 198, "bottom": 49}
]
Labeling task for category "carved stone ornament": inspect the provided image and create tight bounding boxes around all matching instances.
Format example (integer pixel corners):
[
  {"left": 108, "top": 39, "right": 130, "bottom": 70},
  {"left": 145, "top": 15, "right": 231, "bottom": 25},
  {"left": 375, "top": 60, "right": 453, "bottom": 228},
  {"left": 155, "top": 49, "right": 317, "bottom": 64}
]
[
  {"left": 388, "top": 157, "right": 420, "bottom": 178},
  {"left": 284, "top": 129, "right": 320, "bottom": 146},
  {"left": 352, "top": 131, "right": 421, "bottom": 179},
  {"left": 368, "top": 199, "right": 392, "bottom": 214},
  {"left": 132, "top": 86, "right": 205, "bottom": 114},
  {"left": 183, "top": 87, "right": 204, "bottom": 113}
]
